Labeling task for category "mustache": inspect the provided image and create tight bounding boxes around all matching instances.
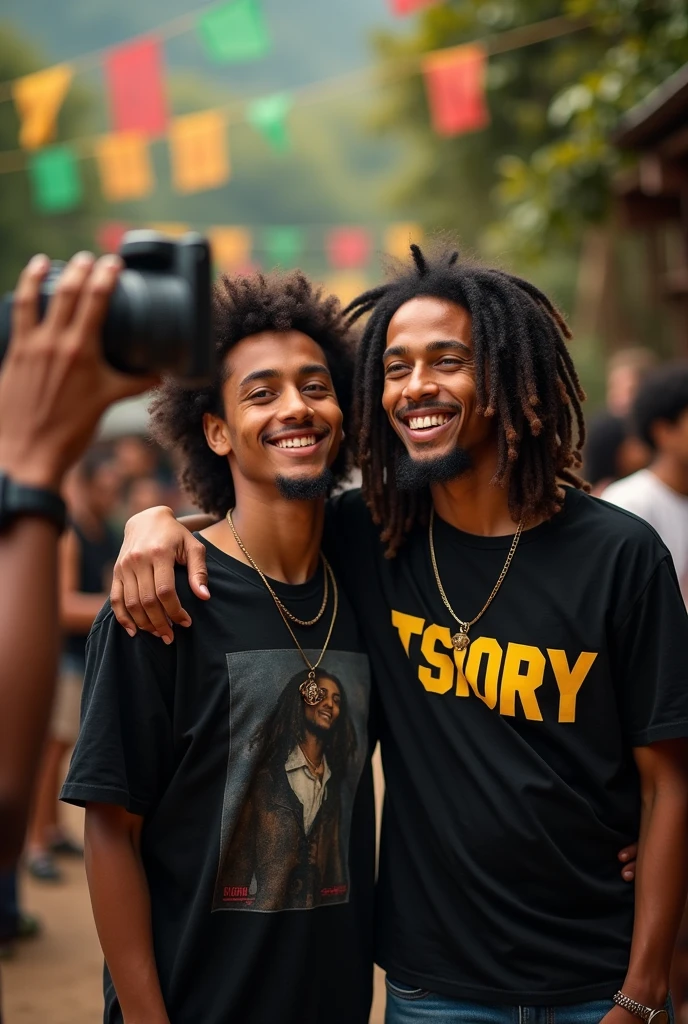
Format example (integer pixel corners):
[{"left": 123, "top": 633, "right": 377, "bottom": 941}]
[
  {"left": 395, "top": 399, "right": 463, "bottom": 422},
  {"left": 262, "top": 425, "right": 330, "bottom": 443}
]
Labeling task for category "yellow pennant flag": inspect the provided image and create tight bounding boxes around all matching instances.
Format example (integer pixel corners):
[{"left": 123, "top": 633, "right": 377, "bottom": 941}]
[
  {"left": 13, "top": 64, "right": 73, "bottom": 150},
  {"left": 384, "top": 223, "right": 424, "bottom": 261},
  {"left": 169, "top": 111, "right": 229, "bottom": 194},
  {"left": 210, "top": 228, "right": 253, "bottom": 272},
  {"left": 322, "top": 272, "right": 369, "bottom": 310},
  {"left": 95, "top": 133, "right": 154, "bottom": 202}
]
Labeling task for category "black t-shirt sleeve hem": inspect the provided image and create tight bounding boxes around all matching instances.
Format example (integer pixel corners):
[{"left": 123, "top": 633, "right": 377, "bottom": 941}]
[
  {"left": 60, "top": 782, "right": 148, "bottom": 816},
  {"left": 629, "top": 721, "right": 688, "bottom": 748}
]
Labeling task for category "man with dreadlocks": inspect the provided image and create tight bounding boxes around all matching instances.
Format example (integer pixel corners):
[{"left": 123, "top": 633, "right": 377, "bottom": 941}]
[{"left": 110, "top": 246, "right": 687, "bottom": 1024}]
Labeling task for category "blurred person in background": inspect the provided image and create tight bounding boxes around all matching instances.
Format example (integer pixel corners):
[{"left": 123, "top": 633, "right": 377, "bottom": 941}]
[
  {"left": 124, "top": 475, "right": 169, "bottom": 520},
  {"left": 583, "top": 347, "right": 656, "bottom": 495},
  {"left": 25, "top": 448, "right": 123, "bottom": 882},
  {"left": 602, "top": 363, "right": 688, "bottom": 605},
  {"left": 606, "top": 347, "right": 658, "bottom": 418},
  {"left": 112, "top": 435, "right": 158, "bottom": 486},
  {"left": 583, "top": 413, "right": 651, "bottom": 496}
]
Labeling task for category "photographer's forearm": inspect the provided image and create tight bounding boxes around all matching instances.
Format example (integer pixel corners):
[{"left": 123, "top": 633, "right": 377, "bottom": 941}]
[{"left": 0, "top": 516, "right": 60, "bottom": 865}]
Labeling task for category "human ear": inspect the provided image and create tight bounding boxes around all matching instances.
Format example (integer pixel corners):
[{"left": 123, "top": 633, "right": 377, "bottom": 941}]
[{"left": 203, "top": 411, "right": 232, "bottom": 456}]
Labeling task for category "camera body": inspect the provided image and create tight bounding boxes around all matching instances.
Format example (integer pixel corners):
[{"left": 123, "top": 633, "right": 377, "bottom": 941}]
[{"left": 0, "top": 231, "right": 214, "bottom": 385}]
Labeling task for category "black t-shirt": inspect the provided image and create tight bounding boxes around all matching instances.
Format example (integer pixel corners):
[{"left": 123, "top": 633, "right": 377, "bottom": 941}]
[
  {"left": 63, "top": 520, "right": 121, "bottom": 662},
  {"left": 61, "top": 535, "right": 375, "bottom": 1024},
  {"left": 326, "top": 487, "right": 688, "bottom": 1005}
]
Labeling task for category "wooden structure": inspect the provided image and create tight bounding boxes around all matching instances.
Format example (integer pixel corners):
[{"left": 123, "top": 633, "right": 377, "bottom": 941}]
[{"left": 613, "top": 63, "right": 688, "bottom": 352}]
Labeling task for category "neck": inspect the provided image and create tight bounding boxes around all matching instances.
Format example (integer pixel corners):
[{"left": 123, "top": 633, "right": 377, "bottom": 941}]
[
  {"left": 430, "top": 448, "right": 521, "bottom": 536},
  {"left": 651, "top": 456, "right": 688, "bottom": 497},
  {"left": 70, "top": 500, "right": 104, "bottom": 537},
  {"left": 301, "top": 732, "right": 324, "bottom": 765},
  {"left": 203, "top": 485, "right": 325, "bottom": 584}
]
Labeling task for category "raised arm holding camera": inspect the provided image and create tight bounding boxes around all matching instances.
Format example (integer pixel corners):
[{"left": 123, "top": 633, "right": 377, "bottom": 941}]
[{"left": 0, "top": 249, "right": 158, "bottom": 865}]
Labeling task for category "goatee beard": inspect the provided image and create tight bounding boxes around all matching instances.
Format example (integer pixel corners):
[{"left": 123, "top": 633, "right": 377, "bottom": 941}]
[
  {"left": 394, "top": 446, "right": 472, "bottom": 490},
  {"left": 275, "top": 468, "right": 334, "bottom": 500}
]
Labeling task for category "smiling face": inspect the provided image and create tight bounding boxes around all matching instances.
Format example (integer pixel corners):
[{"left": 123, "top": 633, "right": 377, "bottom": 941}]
[
  {"left": 382, "top": 296, "right": 495, "bottom": 484},
  {"left": 304, "top": 676, "right": 341, "bottom": 734},
  {"left": 203, "top": 330, "right": 343, "bottom": 501}
]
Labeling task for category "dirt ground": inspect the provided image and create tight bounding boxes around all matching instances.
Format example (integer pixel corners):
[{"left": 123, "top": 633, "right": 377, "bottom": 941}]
[{"left": 3, "top": 768, "right": 387, "bottom": 1023}]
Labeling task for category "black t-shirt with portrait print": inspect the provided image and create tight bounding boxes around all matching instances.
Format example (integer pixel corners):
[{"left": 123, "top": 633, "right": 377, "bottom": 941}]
[
  {"left": 325, "top": 486, "right": 688, "bottom": 1006},
  {"left": 61, "top": 535, "right": 375, "bottom": 1024}
]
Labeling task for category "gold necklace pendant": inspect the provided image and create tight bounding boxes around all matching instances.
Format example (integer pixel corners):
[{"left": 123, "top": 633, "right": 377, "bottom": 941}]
[
  {"left": 300, "top": 671, "right": 327, "bottom": 706},
  {"left": 429, "top": 507, "right": 524, "bottom": 647},
  {"left": 451, "top": 625, "right": 470, "bottom": 651}
]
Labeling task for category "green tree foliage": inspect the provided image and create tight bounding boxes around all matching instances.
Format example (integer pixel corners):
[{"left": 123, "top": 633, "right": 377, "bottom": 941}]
[
  {"left": 371, "top": 0, "right": 688, "bottom": 262},
  {"left": 0, "top": 23, "right": 102, "bottom": 289}
]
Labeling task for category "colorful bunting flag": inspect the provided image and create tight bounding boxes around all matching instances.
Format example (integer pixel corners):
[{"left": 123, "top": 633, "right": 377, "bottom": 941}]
[
  {"left": 198, "top": 0, "right": 271, "bottom": 64},
  {"left": 326, "top": 228, "right": 371, "bottom": 270},
  {"left": 210, "top": 228, "right": 253, "bottom": 272},
  {"left": 247, "top": 93, "right": 292, "bottom": 152},
  {"left": 323, "top": 273, "right": 369, "bottom": 309},
  {"left": 96, "top": 222, "right": 129, "bottom": 254},
  {"left": 95, "top": 132, "right": 154, "bottom": 202},
  {"left": 422, "top": 44, "right": 489, "bottom": 137},
  {"left": 384, "top": 222, "right": 424, "bottom": 261},
  {"left": 263, "top": 226, "right": 304, "bottom": 269},
  {"left": 169, "top": 111, "right": 229, "bottom": 194},
  {"left": 28, "top": 145, "right": 82, "bottom": 212},
  {"left": 105, "top": 37, "right": 168, "bottom": 135},
  {"left": 389, "top": 0, "right": 436, "bottom": 14},
  {"left": 12, "top": 64, "right": 73, "bottom": 150}
]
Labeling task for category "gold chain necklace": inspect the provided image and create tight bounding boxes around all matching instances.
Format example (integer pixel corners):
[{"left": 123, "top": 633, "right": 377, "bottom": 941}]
[
  {"left": 299, "top": 745, "right": 323, "bottom": 773},
  {"left": 429, "top": 506, "right": 524, "bottom": 652},
  {"left": 227, "top": 509, "right": 329, "bottom": 627},
  {"left": 226, "top": 509, "right": 338, "bottom": 705}
]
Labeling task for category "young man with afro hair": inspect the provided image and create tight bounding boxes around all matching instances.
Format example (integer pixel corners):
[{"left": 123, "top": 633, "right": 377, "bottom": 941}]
[
  {"left": 109, "top": 247, "right": 688, "bottom": 1024},
  {"left": 60, "top": 271, "right": 376, "bottom": 1024}
]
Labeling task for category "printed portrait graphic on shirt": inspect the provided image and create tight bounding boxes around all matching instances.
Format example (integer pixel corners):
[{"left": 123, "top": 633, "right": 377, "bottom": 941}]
[{"left": 213, "top": 649, "right": 369, "bottom": 913}]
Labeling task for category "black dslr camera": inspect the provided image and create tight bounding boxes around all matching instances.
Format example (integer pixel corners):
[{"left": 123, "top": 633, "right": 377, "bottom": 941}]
[{"left": 0, "top": 231, "right": 214, "bottom": 385}]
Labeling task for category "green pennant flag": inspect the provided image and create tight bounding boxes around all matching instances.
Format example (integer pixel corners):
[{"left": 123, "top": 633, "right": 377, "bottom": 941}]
[
  {"left": 198, "top": 0, "right": 271, "bottom": 64},
  {"left": 247, "top": 93, "right": 292, "bottom": 152},
  {"left": 29, "top": 145, "right": 82, "bottom": 212},
  {"left": 264, "top": 226, "right": 304, "bottom": 268}
]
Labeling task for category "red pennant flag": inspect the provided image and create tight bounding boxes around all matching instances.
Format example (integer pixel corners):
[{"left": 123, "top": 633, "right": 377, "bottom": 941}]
[
  {"left": 105, "top": 37, "right": 168, "bottom": 135},
  {"left": 96, "top": 222, "right": 129, "bottom": 254},
  {"left": 326, "top": 228, "right": 371, "bottom": 270},
  {"left": 389, "top": 0, "right": 436, "bottom": 14},
  {"left": 422, "top": 44, "right": 489, "bottom": 137}
]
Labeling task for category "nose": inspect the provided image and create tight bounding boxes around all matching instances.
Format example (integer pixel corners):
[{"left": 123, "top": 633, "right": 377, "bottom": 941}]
[
  {"left": 402, "top": 364, "right": 440, "bottom": 404},
  {"left": 279, "top": 385, "right": 314, "bottom": 423}
]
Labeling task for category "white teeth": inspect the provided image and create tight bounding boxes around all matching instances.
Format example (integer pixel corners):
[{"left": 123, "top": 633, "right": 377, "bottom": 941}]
[
  {"left": 275, "top": 435, "right": 318, "bottom": 449},
  {"left": 408, "top": 414, "right": 451, "bottom": 430}
]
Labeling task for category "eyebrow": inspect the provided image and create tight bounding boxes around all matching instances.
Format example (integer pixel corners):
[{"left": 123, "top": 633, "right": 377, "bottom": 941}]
[
  {"left": 238, "top": 363, "right": 332, "bottom": 389},
  {"left": 383, "top": 339, "right": 472, "bottom": 360}
]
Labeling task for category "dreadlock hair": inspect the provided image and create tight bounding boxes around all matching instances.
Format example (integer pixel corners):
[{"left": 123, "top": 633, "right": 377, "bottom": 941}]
[
  {"left": 250, "top": 668, "right": 358, "bottom": 782},
  {"left": 150, "top": 271, "right": 355, "bottom": 516},
  {"left": 345, "top": 244, "right": 588, "bottom": 558}
]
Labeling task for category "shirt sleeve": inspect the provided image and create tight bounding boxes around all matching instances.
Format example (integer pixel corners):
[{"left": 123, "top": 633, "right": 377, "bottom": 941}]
[
  {"left": 60, "top": 605, "right": 176, "bottom": 816},
  {"left": 612, "top": 556, "right": 688, "bottom": 747}
]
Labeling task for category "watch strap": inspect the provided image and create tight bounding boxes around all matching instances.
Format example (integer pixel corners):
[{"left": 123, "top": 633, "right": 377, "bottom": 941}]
[{"left": 0, "top": 473, "right": 67, "bottom": 533}]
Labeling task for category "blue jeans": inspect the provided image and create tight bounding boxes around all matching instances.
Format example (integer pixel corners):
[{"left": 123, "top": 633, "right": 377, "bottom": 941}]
[{"left": 384, "top": 979, "right": 647, "bottom": 1024}]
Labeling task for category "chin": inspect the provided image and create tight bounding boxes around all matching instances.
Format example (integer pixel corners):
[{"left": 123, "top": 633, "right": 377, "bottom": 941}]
[{"left": 275, "top": 468, "right": 334, "bottom": 500}]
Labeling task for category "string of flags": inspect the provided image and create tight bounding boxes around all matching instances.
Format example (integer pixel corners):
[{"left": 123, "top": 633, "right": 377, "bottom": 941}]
[
  {"left": 0, "top": 0, "right": 497, "bottom": 213},
  {"left": 95, "top": 220, "right": 424, "bottom": 276}
]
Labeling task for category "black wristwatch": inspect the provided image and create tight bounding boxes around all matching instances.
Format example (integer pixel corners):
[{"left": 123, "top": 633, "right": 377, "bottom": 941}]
[
  {"left": 0, "top": 471, "right": 67, "bottom": 534},
  {"left": 613, "top": 991, "right": 669, "bottom": 1023}
]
